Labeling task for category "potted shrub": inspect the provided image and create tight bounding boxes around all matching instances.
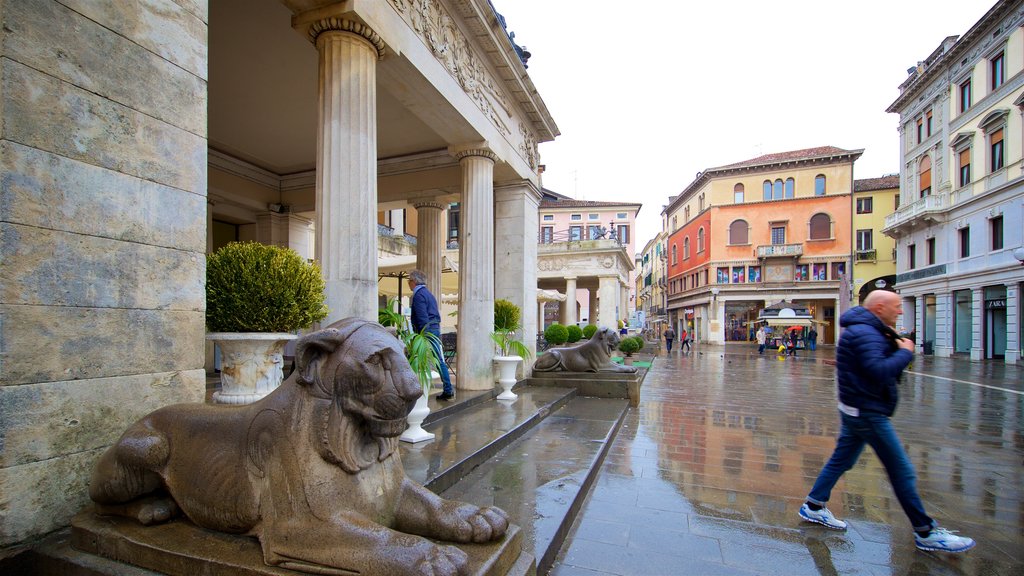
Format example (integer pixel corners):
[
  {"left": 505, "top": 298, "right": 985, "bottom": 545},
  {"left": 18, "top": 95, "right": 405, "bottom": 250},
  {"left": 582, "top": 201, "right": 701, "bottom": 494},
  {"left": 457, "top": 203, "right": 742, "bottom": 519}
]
[
  {"left": 565, "top": 324, "right": 583, "bottom": 344},
  {"left": 206, "top": 241, "right": 328, "bottom": 404},
  {"left": 582, "top": 324, "right": 598, "bottom": 339},
  {"left": 379, "top": 297, "right": 441, "bottom": 443},
  {"left": 491, "top": 299, "right": 532, "bottom": 401},
  {"left": 544, "top": 323, "right": 569, "bottom": 346},
  {"left": 618, "top": 335, "right": 642, "bottom": 365}
]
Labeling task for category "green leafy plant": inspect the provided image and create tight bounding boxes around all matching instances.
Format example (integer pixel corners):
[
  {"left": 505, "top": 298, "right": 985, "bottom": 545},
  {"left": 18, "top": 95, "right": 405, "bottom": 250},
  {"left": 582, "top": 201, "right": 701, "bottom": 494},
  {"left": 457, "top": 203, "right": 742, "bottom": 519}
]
[
  {"left": 582, "top": 324, "right": 598, "bottom": 339},
  {"left": 491, "top": 299, "right": 531, "bottom": 359},
  {"left": 206, "top": 241, "right": 327, "bottom": 332},
  {"left": 565, "top": 324, "right": 583, "bottom": 343},
  {"left": 544, "top": 323, "right": 568, "bottom": 346},
  {"left": 618, "top": 335, "right": 642, "bottom": 357},
  {"left": 378, "top": 298, "right": 439, "bottom": 392}
]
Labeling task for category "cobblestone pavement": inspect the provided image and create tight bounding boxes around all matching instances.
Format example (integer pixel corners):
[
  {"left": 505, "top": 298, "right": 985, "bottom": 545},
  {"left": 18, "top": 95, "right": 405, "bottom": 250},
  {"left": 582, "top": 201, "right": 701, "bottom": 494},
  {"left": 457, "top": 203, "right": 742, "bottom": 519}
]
[{"left": 551, "top": 344, "right": 1024, "bottom": 576}]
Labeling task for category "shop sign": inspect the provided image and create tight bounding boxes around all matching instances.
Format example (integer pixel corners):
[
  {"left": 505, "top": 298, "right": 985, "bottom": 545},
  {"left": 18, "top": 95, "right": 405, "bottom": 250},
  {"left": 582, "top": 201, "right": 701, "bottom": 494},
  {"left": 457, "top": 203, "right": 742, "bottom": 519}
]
[{"left": 986, "top": 299, "right": 1006, "bottom": 309}]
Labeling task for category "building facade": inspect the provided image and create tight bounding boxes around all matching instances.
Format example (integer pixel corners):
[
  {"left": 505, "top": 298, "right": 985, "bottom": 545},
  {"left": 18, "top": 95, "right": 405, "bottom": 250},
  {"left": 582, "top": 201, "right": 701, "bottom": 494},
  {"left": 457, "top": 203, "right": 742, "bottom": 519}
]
[
  {"left": 852, "top": 175, "right": 900, "bottom": 301},
  {"left": 663, "top": 147, "right": 862, "bottom": 345},
  {"left": 884, "top": 0, "right": 1024, "bottom": 362}
]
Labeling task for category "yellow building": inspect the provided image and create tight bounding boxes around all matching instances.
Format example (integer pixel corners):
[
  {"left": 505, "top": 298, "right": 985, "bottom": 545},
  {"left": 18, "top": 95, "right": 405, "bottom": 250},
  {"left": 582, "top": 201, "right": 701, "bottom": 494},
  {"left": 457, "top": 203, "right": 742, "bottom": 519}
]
[{"left": 852, "top": 175, "right": 899, "bottom": 302}]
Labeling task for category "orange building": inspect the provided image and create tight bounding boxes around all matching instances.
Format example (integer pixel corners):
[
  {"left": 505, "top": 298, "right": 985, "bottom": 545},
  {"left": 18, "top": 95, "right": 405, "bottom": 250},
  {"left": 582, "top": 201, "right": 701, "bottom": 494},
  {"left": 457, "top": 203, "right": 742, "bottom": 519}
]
[{"left": 663, "top": 146, "right": 862, "bottom": 344}]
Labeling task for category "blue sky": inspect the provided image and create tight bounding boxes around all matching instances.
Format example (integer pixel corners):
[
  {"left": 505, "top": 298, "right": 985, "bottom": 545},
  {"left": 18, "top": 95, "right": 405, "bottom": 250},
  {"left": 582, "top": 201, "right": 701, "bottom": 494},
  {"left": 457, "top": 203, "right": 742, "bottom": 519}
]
[{"left": 494, "top": 1, "right": 993, "bottom": 247}]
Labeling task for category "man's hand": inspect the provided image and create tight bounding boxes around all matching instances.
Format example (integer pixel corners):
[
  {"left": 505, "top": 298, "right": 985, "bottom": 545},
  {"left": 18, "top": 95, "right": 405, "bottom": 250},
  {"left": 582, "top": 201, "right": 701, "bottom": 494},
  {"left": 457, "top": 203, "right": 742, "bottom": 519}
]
[{"left": 896, "top": 337, "right": 915, "bottom": 352}]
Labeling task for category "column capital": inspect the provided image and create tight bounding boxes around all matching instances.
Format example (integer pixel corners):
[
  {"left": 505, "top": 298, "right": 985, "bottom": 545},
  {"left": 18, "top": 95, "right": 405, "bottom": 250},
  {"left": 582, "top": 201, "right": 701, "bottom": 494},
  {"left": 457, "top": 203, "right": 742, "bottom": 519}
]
[
  {"left": 450, "top": 144, "right": 497, "bottom": 162},
  {"left": 412, "top": 200, "right": 446, "bottom": 211},
  {"left": 308, "top": 17, "right": 385, "bottom": 59}
]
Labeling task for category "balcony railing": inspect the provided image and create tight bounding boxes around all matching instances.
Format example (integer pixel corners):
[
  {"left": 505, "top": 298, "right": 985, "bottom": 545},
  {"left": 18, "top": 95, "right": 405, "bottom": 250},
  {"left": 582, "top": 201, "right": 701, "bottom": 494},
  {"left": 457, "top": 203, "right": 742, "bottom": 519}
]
[
  {"left": 884, "top": 193, "right": 946, "bottom": 229},
  {"left": 538, "top": 227, "right": 626, "bottom": 246},
  {"left": 756, "top": 243, "right": 803, "bottom": 258},
  {"left": 855, "top": 249, "right": 877, "bottom": 262}
]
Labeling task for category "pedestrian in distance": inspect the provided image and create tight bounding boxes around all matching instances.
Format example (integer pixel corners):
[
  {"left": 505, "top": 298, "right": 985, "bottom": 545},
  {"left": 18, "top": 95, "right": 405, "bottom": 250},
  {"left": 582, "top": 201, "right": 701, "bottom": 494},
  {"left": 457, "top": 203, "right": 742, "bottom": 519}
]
[
  {"left": 808, "top": 327, "right": 818, "bottom": 351},
  {"left": 680, "top": 328, "right": 691, "bottom": 353},
  {"left": 407, "top": 269, "right": 455, "bottom": 401},
  {"left": 799, "top": 290, "right": 975, "bottom": 553},
  {"left": 663, "top": 327, "right": 675, "bottom": 353},
  {"left": 756, "top": 325, "right": 767, "bottom": 355},
  {"left": 788, "top": 329, "right": 799, "bottom": 357}
]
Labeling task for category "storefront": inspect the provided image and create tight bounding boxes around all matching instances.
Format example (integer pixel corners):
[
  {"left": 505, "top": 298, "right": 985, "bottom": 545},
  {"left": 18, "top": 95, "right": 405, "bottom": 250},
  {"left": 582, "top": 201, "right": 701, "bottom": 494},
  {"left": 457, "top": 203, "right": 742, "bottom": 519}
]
[{"left": 724, "top": 301, "right": 761, "bottom": 341}]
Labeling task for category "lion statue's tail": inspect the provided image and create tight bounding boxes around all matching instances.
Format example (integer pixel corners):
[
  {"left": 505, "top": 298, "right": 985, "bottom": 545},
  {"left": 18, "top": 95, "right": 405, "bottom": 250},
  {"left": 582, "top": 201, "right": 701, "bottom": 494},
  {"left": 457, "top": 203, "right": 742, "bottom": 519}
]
[{"left": 532, "top": 350, "right": 564, "bottom": 372}]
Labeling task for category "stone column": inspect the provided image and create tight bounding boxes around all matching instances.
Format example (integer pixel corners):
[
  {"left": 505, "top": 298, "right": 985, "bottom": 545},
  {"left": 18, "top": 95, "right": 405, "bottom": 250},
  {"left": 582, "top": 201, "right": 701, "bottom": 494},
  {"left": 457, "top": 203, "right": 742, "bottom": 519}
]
[
  {"left": 563, "top": 276, "right": 578, "bottom": 326},
  {"left": 1006, "top": 283, "right": 1020, "bottom": 364},
  {"left": 495, "top": 182, "right": 540, "bottom": 363},
  {"left": 453, "top": 147, "right": 496, "bottom": 390},
  {"left": 934, "top": 292, "right": 953, "bottom": 357},
  {"left": 971, "top": 287, "right": 984, "bottom": 361},
  {"left": 598, "top": 276, "right": 619, "bottom": 331},
  {"left": 309, "top": 19, "right": 385, "bottom": 324},
  {"left": 621, "top": 281, "right": 629, "bottom": 327},
  {"left": 538, "top": 300, "right": 546, "bottom": 333},
  {"left": 588, "top": 289, "right": 598, "bottom": 325},
  {"left": 414, "top": 201, "right": 446, "bottom": 298}
]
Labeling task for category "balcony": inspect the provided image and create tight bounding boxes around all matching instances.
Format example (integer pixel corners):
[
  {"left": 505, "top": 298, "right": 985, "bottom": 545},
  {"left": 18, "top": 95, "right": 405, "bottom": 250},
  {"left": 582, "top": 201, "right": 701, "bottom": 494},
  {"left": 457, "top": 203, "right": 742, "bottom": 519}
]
[
  {"left": 883, "top": 193, "right": 946, "bottom": 233},
  {"left": 756, "top": 243, "right": 803, "bottom": 258},
  {"left": 855, "top": 249, "right": 877, "bottom": 262}
]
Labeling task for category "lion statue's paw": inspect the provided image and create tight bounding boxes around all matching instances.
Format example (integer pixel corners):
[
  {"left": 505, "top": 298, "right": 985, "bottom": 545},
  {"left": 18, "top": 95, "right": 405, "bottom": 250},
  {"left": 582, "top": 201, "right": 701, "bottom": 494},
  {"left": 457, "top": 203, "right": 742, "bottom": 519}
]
[
  {"left": 464, "top": 505, "right": 509, "bottom": 543},
  {"left": 415, "top": 543, "right": 468, "bottom": 576}
]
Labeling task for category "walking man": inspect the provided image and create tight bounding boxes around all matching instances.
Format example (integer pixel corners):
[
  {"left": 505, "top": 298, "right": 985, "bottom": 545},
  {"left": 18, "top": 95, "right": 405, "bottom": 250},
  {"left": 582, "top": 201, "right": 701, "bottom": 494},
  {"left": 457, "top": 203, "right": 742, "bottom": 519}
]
[
  {"left": 808, "top": 327, "right": 818, "bottom": 351},
  {"left": 407, "top": 269, "right": 455, "bottom": 401},
  {"left": 756, "top": 325, "right": 766, "bottom": 355},
  {"left": 799, "top": 290, "right": 975, "bottom": 553},
  {"left": 663, "top": 326, "right": 676, "bottom": 353}
]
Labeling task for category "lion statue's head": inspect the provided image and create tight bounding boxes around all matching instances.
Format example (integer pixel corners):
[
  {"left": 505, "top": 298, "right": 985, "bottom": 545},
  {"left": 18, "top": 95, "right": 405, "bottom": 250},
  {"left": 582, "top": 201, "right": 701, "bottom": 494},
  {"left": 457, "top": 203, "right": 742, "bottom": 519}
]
[
  {"left": 599, "top": 328, "right": 621, "bottom": 354},
  {"left": 293, "top": 318, "right": 422, "bottom": 473}
]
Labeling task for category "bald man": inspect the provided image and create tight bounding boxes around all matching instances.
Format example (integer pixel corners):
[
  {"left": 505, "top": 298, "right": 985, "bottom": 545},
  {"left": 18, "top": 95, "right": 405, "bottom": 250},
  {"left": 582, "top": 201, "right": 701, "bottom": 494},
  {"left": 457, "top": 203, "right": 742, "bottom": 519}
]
[{"left": 798, "top": 290, "right": 975, "bottom": 553}]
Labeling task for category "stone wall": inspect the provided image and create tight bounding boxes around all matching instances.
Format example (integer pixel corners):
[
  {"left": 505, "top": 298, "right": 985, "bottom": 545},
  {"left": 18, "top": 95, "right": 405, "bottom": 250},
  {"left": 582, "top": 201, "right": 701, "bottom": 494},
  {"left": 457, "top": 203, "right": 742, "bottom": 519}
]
[{"left": 0, "top": 0, "right": 208, "bottom": 551}]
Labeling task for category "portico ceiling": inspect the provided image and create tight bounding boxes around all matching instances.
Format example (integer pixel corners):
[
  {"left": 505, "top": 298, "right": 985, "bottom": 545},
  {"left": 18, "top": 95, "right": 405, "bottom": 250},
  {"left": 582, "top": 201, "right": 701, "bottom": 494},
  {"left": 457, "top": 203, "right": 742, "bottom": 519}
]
[{"left": 210, "top": 0, "right": 469, "bottom": 176}]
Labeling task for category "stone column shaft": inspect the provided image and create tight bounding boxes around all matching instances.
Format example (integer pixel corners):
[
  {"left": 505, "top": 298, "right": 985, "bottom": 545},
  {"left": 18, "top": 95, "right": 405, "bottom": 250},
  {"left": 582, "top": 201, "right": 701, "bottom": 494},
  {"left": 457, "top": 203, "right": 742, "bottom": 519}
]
[
  {"left": 1006, "top": 283, "right": 1020, "bottom": 364},
  {"left": 495, "top": 183, "right": 540, "bottom": 364},
  {"left": 313, "top": 24, "right": 381, "bottom": 324},
  {"left": 588, "top": 289, "right": 598, "bottom": 325},
  {"left": 598, "top": 276, "right": 619, "bottom": 331},
  {"left": 414, "top": 201, "right": 445, "bottom": 298},
  {"left": 455, "top": 149, "right": 496, "bottom": 390},
  {"left": 564, "top": 276, "right": 578, "bottom": 326},
  {"left": 971, "top": 288, "right": 984, "bottom": 360}
]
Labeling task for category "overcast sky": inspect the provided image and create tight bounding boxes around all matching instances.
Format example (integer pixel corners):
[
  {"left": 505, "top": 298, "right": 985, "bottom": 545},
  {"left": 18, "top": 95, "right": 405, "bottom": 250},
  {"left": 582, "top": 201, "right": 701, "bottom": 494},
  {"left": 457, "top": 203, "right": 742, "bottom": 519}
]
[{"left": 493, "top": 1, "right": 993, "bottom": 248}]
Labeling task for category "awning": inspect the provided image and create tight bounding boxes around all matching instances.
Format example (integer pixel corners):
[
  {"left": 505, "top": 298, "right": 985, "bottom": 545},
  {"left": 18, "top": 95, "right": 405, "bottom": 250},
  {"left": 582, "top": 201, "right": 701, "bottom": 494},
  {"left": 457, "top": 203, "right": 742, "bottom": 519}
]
[
  {"left": 378, "top": 254, "right": 458, "bottom": 276},
  {"left": 761, "top": 318, "right": 812, "bottom": 327}
]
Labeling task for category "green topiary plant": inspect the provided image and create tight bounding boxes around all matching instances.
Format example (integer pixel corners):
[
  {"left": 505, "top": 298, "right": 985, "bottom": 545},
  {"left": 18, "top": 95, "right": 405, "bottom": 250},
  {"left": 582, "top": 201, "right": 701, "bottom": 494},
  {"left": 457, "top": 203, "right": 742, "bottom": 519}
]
[
  {"left": 544, "top": 323, "right": 568, "bottom": 346},
  {"left": 491, "top": 299, "right": 530, "bottom": 359},
  {"left": 206, "top": 242, "right": 328, "bottom": 332},
  {"left": 618, "top": 335, "right": 642, "bottom": 357},
  {"left": 582, "top": 324, "right": 598, "bottom": 339},
  {"left": 565, "top": 324, "right": 583, "bottom": 343}
]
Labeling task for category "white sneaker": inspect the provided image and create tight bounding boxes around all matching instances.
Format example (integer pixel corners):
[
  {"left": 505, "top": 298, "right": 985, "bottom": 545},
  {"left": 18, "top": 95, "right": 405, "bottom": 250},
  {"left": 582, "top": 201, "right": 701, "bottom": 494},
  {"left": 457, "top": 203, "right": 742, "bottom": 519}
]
[
  {"left": 914, "top": 528, "right": 976, "bottom": 553},
  {"left": 799, "top": 503, "right": 848, "bottom": 530}
]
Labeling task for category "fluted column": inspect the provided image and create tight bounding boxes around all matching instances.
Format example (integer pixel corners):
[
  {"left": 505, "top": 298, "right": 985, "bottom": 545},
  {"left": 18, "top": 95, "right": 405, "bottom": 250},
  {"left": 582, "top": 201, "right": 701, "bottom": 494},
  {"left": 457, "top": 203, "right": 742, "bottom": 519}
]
[
  {"left": 598, "top": 276, "right": 619, "bottom": 330},
  {"left": 453, "top": 147, "right": 496, "bottom": 390},
  {"left": 414, "top": 201, "right": 446, "bottom": 298},
  {"left": 563, "top": 276, "right": 578, "bottom": 326},
  {"left": 588, "top": 289, "right": 598, "bottom": 325},
  {"left": 620, "top": 280, "right": 629, "bottom": 327},
  {"left": 309, "top": 19, "right": 385, "bottom": 324}
]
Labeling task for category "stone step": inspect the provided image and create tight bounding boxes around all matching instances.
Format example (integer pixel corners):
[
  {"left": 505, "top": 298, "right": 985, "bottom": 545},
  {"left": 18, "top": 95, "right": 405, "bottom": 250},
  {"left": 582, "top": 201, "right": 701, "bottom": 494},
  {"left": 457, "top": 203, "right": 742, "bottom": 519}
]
[
  {"left": 435, "top": 394, "right": 629, "bottom": 575},
  {"left": 402, "top": 386, "right": 578, "bottom": 494}
]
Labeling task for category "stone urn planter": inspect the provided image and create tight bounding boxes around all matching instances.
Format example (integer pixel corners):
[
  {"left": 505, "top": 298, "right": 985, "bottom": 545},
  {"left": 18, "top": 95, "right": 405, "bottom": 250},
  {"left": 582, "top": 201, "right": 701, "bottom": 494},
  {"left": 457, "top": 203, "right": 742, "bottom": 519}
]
[
  {"left": 400, "top": 393, "right": 435, "bottom": 443},
  {"left": 207, "top": 332, "right": 297, "bottom": 404},
  {"left": 494, "top": 355, "right": 522, "bottom": 400}
]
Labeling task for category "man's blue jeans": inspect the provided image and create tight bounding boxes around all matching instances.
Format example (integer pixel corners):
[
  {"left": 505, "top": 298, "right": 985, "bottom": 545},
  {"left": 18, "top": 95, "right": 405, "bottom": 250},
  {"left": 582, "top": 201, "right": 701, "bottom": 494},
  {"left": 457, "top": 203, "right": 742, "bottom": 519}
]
[
  {"left": 429, "top": 336, "right": 453, "bottom": 395},
  {"left": 807, "top": 411, "right": 935, "bottom": 531}
]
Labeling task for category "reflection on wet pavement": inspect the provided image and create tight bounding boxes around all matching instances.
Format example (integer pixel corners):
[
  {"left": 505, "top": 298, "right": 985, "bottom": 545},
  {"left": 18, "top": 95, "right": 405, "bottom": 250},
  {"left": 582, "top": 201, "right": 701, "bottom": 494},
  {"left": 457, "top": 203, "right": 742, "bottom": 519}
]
[{"left": 551, "top": 348, "right": 1024, "bottom": 575}]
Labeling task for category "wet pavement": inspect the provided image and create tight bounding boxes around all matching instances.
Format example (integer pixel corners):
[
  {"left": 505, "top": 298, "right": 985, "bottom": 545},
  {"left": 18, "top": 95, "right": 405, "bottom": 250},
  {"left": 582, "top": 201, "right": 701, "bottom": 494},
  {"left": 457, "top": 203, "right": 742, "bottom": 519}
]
[{"left": 550, "top": 345, "right": 1024, "bottom": 576}]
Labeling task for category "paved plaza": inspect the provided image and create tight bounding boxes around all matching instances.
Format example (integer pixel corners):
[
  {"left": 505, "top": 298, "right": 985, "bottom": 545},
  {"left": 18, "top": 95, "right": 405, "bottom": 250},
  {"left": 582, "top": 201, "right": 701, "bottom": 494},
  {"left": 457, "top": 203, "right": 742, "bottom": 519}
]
[{"left": 550, "top": 345, "right": 1024, "bottom": 576}]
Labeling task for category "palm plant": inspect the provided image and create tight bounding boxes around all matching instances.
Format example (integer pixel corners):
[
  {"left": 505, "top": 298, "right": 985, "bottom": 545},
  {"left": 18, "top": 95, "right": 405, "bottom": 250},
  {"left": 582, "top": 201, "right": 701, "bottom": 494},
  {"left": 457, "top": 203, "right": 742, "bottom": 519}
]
[{"left": 378, "top": 298, "right": 440, "bottom": 391}]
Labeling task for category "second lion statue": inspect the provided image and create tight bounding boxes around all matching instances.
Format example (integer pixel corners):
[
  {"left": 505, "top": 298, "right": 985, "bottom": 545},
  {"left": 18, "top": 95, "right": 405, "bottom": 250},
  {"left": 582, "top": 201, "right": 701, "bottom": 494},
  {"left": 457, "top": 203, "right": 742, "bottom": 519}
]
[
  {"left": 88, "top": 318, "right": 509, "bottom": 576},
  {"left": 533, "top": 327, "right": 638, "bottom": 373}
]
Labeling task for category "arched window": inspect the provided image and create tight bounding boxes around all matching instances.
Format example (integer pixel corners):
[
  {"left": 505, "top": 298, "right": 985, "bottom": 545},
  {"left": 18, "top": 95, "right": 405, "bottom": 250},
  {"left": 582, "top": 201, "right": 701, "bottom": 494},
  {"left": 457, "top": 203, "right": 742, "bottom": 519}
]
[
  {"left": 762, "top": 180, "right": 772, "bottom": 201},
  {"left": 697, "top": 227, "right": 705, "bottom": 252},
  {"left": 729, "top": 219, "right": 749, "bottom": 245},
  {"left": 671, "top": 244, "right": 677, "bottom": 265},
  {"left": 683, "top": 237, "right": 690, "bottom": 259},
  {"left": 919, "top": 156, "right": 932, "bottom": 197},
  {"left": 773, "top": 179, "right": 784, "bottom": 200},
  {"left": 733, "top": 183, "right": 744, "bottom": 203},
  {"left": 809, "top": 213, "right": 832, "bottom": 240},
  {"left": 815, "top": 174, "right": 826, "bottom": 196},
  {"left": 785, "top": 178, "right": 795, "bottom": 198}
]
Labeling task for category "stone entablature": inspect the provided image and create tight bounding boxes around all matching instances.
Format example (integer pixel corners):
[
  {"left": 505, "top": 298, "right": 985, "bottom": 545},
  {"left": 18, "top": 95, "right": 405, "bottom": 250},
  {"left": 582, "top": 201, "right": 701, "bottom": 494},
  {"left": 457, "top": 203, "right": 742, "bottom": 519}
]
[{"left": 538, "top": 242, "right": 633, "bottom": 285}]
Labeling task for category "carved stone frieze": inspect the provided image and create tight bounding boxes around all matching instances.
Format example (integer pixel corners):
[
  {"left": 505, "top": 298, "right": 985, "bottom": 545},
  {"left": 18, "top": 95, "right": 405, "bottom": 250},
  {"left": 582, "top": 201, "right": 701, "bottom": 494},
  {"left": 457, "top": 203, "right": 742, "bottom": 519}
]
[
  {"left": 518, "top": 122, "right": 538, "bottom": 169},
  {"left": 387, "top": 0, "right": 512, "bottom": 138}
]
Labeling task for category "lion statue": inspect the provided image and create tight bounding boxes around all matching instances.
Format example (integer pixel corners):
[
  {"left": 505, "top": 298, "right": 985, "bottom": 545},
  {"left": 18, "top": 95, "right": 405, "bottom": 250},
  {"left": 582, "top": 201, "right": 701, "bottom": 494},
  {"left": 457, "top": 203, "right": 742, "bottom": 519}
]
[
  {"left": 88, "top": 318, "right": 509, "bottom": 575},
  {"left": 533, "top": 327, "right": 637, "bottom": 373}
]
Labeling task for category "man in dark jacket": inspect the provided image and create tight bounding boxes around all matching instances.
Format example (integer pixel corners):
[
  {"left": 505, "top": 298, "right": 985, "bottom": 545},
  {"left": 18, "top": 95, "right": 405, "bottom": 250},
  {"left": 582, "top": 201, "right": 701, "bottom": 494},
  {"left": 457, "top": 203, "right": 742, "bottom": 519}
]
[
  {"left": 798, "top": 290, "right": 975, "bottom": 553},
  {"left": 407, "top": 269, "right": 454, "bottom": 401}
]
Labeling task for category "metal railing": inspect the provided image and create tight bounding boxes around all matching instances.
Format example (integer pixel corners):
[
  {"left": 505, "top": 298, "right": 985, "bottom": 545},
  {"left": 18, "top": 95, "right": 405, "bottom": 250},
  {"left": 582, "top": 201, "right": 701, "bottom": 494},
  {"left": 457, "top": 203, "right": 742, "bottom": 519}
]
[
  {"left": 855, "top": 249, "right": 877, "bottom": 262},
  {"left": 538, "top": 227, "right": 626, "bottom": 245}
]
